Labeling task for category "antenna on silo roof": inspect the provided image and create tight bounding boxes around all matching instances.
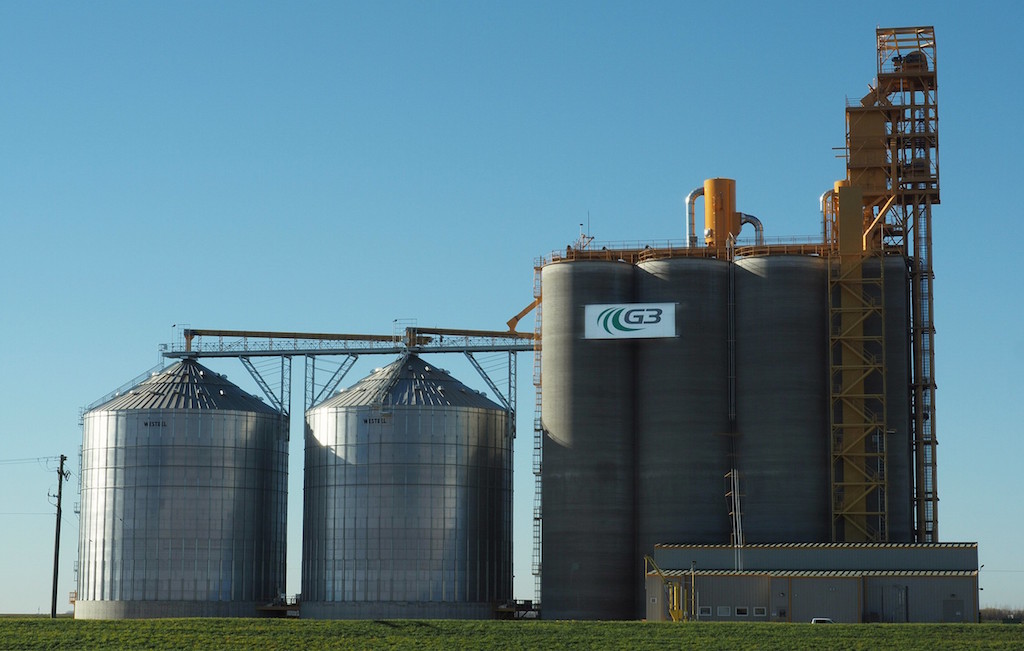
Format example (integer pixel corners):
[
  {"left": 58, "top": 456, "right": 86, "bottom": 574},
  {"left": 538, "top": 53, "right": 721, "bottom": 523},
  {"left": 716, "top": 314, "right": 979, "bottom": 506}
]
[{"left": 576, "top": 216, "right": 594, "bottom": 250}]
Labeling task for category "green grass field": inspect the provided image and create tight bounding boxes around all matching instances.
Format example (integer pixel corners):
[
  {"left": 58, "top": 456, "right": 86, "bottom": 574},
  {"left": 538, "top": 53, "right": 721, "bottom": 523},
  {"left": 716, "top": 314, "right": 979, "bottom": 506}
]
[{"left": 1, "top": 618, "right": 1021, "bottom": 650}]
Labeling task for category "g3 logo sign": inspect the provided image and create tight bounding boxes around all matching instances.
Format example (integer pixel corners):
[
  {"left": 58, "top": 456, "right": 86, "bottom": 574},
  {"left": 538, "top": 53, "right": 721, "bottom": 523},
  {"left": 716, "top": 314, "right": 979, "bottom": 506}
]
[
  {"left": 597, "top": 307, "right": 663, "bottom": 334},
  {"left": 585, "top": 303, "right": 676, "bottom": 339},
  {"left": 624, "top": 307, "right": 663, "bottom": 325}
]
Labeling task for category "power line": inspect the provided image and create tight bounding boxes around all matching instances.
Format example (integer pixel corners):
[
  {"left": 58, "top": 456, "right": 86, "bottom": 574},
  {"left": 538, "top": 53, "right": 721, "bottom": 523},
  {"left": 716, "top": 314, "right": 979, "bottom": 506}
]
[{"left": 0, "top": 456, "right": 60, "bottom": 466}]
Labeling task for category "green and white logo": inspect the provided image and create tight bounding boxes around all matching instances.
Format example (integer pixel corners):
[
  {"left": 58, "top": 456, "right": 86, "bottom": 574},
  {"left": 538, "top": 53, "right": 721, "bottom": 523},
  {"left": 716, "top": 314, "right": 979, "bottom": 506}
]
[{"left": 584, "top": 303, "right": 676, "bottom": 339}]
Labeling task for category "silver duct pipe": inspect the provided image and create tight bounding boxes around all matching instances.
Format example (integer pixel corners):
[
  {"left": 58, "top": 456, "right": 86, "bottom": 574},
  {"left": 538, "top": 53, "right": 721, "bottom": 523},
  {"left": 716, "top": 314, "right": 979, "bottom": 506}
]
[
  {"left": 819, "top": 189, "right": 834, "bottom": 241},
  {"left": 685, "top": 186, "right": 704, "bottom": 248},
  {"left": 738, "top": 213, "right": 764, "bottom": 245},
  {"left": 819, "top": 189, "right": 834, "bottom": 216}
]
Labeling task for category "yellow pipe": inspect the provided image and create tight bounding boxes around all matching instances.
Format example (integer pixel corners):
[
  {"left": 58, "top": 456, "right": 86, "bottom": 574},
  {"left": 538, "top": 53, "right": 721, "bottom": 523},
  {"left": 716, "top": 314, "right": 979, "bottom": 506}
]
[{"left": 704, "top": 178, "right": 739, "bottom": 248}]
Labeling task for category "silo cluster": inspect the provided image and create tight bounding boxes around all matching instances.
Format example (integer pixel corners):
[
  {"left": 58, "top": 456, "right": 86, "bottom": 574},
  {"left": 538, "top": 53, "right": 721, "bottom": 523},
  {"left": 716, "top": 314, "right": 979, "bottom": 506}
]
[
  {"left": 76, "top": 360, "right": 288, "bottom": 619},
  {"left": 301, "top": 354, "right": 512, "bottom": 619},
  {"left": 540, "top": 253, "right": 913, "bottom": 620},
  {"left": 78, "top": 353, "right": 511, "bottom": 620},
  {"left": 75, "top": 180, "right": 922, "bottom": 622}
]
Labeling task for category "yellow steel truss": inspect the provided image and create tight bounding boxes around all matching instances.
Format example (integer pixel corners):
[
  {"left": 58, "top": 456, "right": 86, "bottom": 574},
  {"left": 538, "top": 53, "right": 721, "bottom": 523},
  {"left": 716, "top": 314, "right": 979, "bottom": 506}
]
[{"left": 827, "top": 185, "right": 889, "bottom": 542}]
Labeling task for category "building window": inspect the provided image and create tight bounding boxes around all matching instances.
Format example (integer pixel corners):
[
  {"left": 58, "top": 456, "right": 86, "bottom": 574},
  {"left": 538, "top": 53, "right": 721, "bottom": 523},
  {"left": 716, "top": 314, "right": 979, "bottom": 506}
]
[
  {"left": 699, "top": 606, "right": 712, "bottom": 617},
  {"left": 736, "top": 607, "right": 749, "bottom": 616},
  {"left": 754, "top": 607, "right": 767, "bottom": 617},
  {"left": 717, "top": 606, "right": 731, "bottom": 617}
]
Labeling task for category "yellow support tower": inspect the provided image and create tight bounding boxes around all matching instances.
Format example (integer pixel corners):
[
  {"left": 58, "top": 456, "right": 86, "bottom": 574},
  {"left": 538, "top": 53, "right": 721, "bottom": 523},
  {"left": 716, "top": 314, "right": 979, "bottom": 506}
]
[
  {"left": 833, "top": 27, "right": 940, "bottom": 542},
  {"left": 827, "top": 183, "right": 888, "bottom": 541}
]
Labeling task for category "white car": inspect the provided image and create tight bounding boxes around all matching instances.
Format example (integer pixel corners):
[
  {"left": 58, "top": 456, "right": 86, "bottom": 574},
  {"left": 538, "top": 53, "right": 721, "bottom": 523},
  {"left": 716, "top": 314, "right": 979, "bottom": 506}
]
[{"left": 810, "top": 617, "right": 835, "bottom": 624}]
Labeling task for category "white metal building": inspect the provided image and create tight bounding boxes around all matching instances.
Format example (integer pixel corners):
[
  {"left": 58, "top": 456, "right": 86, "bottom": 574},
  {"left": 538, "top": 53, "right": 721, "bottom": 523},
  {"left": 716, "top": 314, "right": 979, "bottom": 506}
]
[{"left": 645, "top": 543, "right": 978, "bottom": 623}]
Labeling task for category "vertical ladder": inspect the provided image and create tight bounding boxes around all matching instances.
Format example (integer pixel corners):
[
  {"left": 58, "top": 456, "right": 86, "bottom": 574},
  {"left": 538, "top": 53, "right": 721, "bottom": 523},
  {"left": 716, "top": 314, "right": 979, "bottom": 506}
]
[{"left": 530, "top": 260, "right": 544, "bottom": 603}]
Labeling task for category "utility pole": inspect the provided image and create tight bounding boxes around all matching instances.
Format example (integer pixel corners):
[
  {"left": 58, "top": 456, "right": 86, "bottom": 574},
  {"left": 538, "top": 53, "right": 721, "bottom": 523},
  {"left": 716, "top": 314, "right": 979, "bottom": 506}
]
[{"left": 51, "top": 454, "right": 68, "bottom": 619}]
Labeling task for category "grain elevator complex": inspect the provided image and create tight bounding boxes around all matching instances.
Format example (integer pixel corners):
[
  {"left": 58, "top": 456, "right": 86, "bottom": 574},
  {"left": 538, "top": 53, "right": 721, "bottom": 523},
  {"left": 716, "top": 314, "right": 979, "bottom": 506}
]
[{"left": 74, "top": 27, "right": 977, "bottom": 623}]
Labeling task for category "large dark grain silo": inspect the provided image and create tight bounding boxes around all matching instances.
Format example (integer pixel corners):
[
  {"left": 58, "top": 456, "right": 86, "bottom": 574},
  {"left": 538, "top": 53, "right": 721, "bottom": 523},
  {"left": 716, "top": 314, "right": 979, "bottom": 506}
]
[
  {"left": 634, "top": 257, "right": 732, "bottom": 616},
  {"left": 734, "top": 255, "right": 830, "bottom": 543},
  {"left": 540, "top": 259, "right": 636, "bottom": 620},
  {"left": 873, "top": 255, "right": 915, "bottom": 541}
]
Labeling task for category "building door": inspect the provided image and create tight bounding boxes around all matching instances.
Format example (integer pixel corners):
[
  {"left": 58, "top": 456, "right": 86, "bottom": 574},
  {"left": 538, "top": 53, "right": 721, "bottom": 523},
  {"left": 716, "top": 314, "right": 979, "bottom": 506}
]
[
  {"left": 942, "top": 599, "right": 964, "bottom": 622},
  {"left": 882, "top": 585, "right": 908, "bottom": 623}
]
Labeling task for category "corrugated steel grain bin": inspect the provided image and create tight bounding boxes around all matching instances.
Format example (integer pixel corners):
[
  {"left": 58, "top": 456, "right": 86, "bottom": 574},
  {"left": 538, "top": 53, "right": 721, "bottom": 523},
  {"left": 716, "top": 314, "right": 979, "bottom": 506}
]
[
  {"left": 301, "top": 354, "right": 511, "bottom": 619},
  {"left": 76, "top": 360, "right": 288, "bottom": 619}
]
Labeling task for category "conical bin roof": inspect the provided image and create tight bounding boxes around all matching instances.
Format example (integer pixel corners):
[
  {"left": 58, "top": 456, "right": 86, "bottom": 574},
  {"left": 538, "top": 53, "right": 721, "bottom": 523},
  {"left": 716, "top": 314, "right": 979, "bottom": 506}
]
[
  {"left": 313, "top": 354, "right": 503, "bottom": 410},
  {"left": 88, "top": 358, "right": 279, "bottom": 413}
]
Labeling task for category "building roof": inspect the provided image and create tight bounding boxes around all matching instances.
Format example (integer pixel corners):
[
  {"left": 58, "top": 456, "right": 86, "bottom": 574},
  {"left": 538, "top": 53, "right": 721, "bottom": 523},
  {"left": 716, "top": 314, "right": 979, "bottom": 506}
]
[
  {"left": 650, "top": 542, "right": 979, "bottom": 575},
  {"left": 313, "top": 354, "right": 504, "bottom": 411},
  {"left": 87, "top": 359, "right": 279, "bottom": 414},
  {"left": 655, "top": 542, "right": 978, "bottom": 550},
  {"left": 651, "top": 568, "right": 977, "bottom": 578}
]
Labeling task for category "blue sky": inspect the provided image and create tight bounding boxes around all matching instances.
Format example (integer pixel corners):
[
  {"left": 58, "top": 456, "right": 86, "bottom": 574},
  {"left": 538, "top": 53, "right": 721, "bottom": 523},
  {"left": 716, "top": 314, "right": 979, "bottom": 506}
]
[{"left": 1, "top": 2, "right": 1022, "bottom": 614}]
